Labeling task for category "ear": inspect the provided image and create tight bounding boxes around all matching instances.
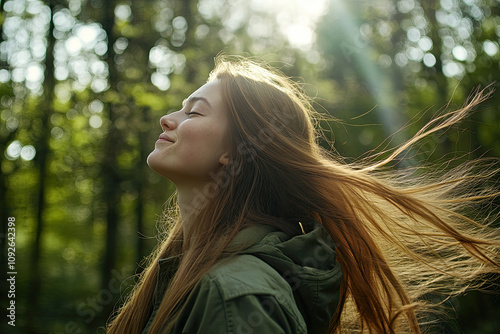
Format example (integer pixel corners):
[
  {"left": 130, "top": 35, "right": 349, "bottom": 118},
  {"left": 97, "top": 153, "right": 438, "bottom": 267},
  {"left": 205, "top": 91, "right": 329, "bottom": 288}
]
[{"left": 219, "top": 152, "right": 230, "bottom": 166}]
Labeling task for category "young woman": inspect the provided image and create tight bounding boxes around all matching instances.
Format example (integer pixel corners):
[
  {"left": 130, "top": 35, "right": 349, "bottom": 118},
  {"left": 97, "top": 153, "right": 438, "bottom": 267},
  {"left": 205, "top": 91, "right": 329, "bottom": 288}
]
[{"left": 107, "top": 56, "right": 500, "bottom": 333}]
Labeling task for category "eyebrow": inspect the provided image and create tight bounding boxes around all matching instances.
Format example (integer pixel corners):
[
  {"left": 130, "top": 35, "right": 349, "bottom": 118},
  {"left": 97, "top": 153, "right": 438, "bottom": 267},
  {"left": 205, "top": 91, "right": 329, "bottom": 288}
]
[{"left": 182, "top": 96, "right": 212, "bottom": 109}]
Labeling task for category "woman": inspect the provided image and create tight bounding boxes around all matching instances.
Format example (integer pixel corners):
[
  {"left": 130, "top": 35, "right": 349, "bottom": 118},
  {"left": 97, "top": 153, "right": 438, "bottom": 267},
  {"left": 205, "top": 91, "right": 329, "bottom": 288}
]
[{"left": 107, "top": 56, "right": 500, "bottom": 333}]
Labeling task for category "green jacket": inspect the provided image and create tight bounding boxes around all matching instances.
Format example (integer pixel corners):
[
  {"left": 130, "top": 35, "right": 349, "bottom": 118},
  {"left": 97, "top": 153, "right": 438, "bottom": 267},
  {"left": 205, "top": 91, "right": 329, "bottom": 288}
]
[{"left": 142, "top": 221, "right": 343, "bottom": 334}]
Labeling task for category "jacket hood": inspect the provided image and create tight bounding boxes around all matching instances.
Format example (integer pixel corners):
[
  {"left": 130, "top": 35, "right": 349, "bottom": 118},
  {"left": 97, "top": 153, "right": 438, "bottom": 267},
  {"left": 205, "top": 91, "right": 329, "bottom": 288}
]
[{"left": 233, "top": 220, "right": 343, "bottom": 333}]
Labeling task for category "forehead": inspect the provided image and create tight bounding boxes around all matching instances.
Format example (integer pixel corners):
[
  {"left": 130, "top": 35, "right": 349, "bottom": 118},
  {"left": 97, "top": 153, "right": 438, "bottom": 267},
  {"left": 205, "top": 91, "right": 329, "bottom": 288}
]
[{"left": 187, "top": 80, "right": 223, "bottom": 107}]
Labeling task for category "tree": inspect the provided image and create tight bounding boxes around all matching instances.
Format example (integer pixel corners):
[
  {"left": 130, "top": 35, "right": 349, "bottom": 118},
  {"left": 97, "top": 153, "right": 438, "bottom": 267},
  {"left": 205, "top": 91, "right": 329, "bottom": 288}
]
[{"left": 26, "top": 0, "right": 57, "bottom": 331}]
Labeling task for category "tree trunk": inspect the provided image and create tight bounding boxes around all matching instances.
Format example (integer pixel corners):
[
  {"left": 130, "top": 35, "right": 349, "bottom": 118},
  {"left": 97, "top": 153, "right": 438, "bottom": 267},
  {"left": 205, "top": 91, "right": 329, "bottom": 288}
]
[
  {"left": 27, "top": 0, "right": 56, "bottom": 332},
  {"left": 179, "top": 0, "right": 198, "bottom": 84},
  {"left": 421, "top": 0, "right": 453, "bottom": 158},
  {"left": 135, "top": 106, "right": 150, "bottom": 267},
  {"left": 100, "top": 0, "right": 120, "bottom": 299}
]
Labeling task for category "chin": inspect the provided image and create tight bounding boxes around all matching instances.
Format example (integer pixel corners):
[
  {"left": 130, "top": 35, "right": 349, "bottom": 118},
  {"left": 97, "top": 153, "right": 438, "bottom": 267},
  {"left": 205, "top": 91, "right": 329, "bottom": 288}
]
[
  {"left": 146, "top": 154, "right": 175, "bottom": 182},
  {"left": 146, "top": 152, "right": 164, "bottom": 174},
  {"left": 146, "top": 151, "right": 155, "bottom": 168}
]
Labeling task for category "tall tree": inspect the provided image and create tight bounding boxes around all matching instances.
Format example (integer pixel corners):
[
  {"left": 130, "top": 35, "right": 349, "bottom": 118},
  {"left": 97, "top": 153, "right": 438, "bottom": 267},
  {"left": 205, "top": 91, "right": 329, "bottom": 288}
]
[
  {"left": 100, "top": 0, "right": 121, "bottom": 295},
  {"left": 26, "top": 0, "right": 57, "bottom": 332}
]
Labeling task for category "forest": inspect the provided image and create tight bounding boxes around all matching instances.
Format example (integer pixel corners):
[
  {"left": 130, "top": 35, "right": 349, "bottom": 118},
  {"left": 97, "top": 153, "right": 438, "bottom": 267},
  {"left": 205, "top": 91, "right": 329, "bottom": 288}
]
[{"left": 1, "top": 0, "right": 499, "bottom": 333}]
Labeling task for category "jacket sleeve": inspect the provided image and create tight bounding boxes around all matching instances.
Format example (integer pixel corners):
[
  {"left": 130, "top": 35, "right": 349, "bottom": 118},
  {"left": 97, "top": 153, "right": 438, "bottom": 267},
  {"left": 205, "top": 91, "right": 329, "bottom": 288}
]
[{"left": 173, "top": 276, "right": 303, "bottom": 334}]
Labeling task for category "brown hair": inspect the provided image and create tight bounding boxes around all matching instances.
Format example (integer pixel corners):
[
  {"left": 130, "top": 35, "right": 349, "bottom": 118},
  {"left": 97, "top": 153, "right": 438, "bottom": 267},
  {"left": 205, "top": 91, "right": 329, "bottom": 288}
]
[{"left": 107, "top": 55, "right": 500, "bottom": 333}]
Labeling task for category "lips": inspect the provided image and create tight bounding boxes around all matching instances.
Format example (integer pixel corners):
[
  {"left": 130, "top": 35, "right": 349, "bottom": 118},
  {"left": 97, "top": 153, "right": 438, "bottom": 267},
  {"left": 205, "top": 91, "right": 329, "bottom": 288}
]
[{"left": 157, "top": 133, "right": 175, "bottom": 143}]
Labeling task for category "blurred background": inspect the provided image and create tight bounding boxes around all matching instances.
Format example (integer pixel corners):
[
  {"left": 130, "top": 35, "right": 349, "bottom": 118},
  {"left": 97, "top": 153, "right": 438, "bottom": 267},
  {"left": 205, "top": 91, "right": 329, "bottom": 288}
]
[{"left": 1, "top": 0, "right": 499, "bottom": 333}]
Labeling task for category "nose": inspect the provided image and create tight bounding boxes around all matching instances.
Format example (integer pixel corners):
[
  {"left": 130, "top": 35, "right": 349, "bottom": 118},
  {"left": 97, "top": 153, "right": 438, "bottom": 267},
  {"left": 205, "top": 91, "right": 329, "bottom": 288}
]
[{"left": 160, "top": 114, "right": 176, "bottom": 131}]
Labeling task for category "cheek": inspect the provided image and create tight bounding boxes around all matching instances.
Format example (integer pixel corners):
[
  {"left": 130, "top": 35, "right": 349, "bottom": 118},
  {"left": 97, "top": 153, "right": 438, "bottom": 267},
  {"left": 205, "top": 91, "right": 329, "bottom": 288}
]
[
  {"left": 179, "top": 124, "right": 223, "bottom": 161},
  {"left": 182, "top": 124, "right": 205, "bottom": 143},
  {"left": 182, "top": 119, "right": 226, "bottom": 144}
]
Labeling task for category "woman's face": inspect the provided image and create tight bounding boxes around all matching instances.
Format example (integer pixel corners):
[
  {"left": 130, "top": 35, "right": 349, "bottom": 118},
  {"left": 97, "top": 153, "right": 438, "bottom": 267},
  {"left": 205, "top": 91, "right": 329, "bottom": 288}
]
[{"left": 147, "top": 80, "right": 229, "bottom": 186}]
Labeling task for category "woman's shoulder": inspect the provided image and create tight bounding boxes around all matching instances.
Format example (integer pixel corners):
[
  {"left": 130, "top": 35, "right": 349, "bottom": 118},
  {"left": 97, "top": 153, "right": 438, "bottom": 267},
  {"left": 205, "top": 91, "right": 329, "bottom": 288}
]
[
  {"left": 174, "top": 254, "right": 307, "bottom": 334},
  {"left": 204, "top": 254, "right": 294, "bottom": 302}
]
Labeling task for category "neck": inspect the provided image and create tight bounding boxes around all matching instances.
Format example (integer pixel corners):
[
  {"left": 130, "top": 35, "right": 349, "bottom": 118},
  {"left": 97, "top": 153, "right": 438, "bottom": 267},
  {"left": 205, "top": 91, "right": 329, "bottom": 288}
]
[{"left": 176, "top": 181, "right": 211, "bottom": 235}]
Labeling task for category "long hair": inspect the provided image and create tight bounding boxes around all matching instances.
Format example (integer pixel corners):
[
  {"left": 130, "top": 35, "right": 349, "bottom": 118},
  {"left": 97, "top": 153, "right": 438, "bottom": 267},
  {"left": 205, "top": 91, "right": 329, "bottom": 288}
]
[{"left": 107, "top": 56, "right": 500, "bottom": 333}]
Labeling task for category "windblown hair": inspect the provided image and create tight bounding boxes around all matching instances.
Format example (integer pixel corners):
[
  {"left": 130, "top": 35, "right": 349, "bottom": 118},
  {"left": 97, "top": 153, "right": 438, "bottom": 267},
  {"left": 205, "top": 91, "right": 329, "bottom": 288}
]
[{"left": 107, "top": 56, "right": 500, "bottom": 333}]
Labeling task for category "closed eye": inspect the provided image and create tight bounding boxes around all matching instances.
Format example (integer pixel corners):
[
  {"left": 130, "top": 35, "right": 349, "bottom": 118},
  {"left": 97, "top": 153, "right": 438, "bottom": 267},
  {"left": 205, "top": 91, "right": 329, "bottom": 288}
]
[{"left": 185, "top": 111, "right": 202, "bottom": 116}]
